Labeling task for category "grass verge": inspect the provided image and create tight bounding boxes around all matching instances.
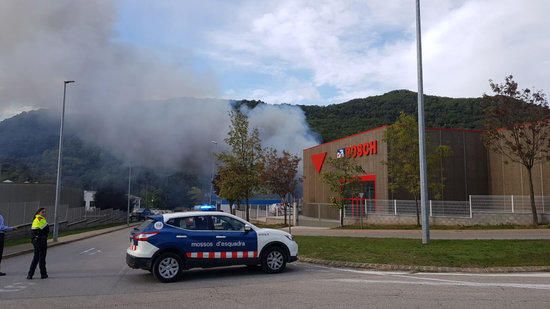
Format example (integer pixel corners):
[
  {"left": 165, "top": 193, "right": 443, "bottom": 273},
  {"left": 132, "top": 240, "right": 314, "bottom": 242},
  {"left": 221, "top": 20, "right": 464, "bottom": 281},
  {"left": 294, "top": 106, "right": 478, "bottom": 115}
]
[
  {"left": 334, "top": 224, "right": 550, "bottom": 230},
  {"left": 4, "top": 222, "right": 126, "bottom": 247},
  {"left": 295, "top": 236, "right": 550, "bottom": 268}
]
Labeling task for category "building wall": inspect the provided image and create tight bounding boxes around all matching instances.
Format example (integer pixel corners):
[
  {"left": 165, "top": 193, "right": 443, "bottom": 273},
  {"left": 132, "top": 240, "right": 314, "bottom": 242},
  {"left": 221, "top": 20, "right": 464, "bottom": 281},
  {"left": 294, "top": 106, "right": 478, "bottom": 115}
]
[
  {"left": 303, "top": 127, "right": 490, "bottom": 210},
  {"left": 302, "top": 124, "right": 549, "bottom": 224},
  {"left": 429, "top": 129, "right": 489, "bottom": 200},
  {"left": 488, "top": 152, "right": 550, "bottom": 196},
  {"left": 303, "top": 127, "right": 388, "bottom": 208}
]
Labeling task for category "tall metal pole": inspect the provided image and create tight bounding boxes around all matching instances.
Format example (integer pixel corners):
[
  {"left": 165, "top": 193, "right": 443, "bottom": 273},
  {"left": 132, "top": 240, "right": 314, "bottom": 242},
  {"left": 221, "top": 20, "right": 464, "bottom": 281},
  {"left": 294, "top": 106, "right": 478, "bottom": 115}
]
[
  {"left": 415, "top": 0, "right": 430, "bottom": 244},
  {"left": 53, "top": 80, "right": 74, "bottom": 242},
  {"left": 127, "top": 164, "right": 132, "bottom": 227},
  {"left": 209, "top": 141, "right": 218, "bottom": 205}
]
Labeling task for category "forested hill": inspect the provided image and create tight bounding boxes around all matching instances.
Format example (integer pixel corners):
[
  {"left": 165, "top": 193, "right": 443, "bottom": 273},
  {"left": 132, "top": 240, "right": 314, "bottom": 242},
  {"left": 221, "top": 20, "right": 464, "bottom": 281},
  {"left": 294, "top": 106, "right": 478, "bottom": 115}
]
[
  {"left": 0, "top": 110, "right": 200, "bottom": 209},
  {"left": 298, "top": 90, "right": 487, "bottom": 142}
]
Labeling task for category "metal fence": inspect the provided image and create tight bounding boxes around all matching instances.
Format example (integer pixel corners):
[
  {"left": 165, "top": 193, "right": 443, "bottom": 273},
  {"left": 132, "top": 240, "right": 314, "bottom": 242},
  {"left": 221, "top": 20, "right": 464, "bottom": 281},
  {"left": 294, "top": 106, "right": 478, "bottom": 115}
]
[
  {"left": 233, "top": 204, "right": 295, "bottom": 223},
  {"left": 339, "top": 195, "right": 549, "bottom": 220},
  {"left": 470, "top": 195, "right": 547, "bottom": 214},
  {"left": 0, "top": 201, "right": 127, "bottom": 227}
]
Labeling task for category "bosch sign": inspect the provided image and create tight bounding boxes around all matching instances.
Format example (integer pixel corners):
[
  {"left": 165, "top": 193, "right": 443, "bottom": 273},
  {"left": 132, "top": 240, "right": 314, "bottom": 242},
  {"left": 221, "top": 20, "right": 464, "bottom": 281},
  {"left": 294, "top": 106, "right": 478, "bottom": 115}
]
[{"left": 338, "top": 140, "right": 378, "bottom": 158}]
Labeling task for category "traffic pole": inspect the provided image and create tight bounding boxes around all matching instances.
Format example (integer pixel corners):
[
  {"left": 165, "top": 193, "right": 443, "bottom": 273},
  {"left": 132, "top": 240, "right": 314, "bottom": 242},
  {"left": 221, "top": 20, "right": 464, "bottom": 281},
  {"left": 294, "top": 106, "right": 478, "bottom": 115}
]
[
  {"left": 416, "top": 0, "right": 430, "bottom": 244},
  {"left": 53, "top": 80, "right": 74, "bottom": 242}
]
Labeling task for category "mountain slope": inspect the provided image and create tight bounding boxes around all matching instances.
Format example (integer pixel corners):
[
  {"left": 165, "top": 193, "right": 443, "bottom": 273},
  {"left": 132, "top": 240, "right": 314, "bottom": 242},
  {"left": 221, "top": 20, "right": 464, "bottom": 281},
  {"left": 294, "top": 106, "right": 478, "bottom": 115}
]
[{"left": 299, "top": 90, "right": 487, "bottom": 142}]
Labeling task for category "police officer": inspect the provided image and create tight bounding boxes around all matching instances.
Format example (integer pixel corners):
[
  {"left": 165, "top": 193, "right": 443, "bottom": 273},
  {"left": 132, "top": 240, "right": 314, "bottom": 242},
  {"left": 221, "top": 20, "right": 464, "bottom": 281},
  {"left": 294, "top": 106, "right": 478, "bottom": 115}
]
[
  {"left": 0, "top": 212, "right": 15, "bottom": 276},
  {"left": 27, "top": 208, "right": 49, "bottom": 279}
]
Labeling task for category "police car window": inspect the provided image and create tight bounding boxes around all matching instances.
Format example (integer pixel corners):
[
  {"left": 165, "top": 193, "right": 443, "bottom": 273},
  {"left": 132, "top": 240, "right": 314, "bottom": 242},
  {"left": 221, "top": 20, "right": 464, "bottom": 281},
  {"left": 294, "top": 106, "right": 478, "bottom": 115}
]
[
  {"left": 211, "top": 216, "right": 245, "bottom": 231},
  {"left": 167, "top": 216, "right": 211, "bottom": 230}
]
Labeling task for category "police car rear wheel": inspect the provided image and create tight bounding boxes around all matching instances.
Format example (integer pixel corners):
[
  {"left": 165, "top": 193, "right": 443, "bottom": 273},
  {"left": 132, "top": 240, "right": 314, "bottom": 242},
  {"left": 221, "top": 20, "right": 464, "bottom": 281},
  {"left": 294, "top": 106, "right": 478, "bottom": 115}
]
[
  {"left": 153, "top": 253, "right": 182, "bottom": 283},
  {"left": 261, "top": 247, "right": 286, "bottom": 274}
]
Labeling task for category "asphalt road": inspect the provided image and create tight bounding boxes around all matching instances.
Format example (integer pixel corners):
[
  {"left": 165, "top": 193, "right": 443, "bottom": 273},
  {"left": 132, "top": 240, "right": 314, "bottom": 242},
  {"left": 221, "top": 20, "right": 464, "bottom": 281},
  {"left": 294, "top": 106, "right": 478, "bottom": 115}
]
[{"left": 1, "top": 228, "right": 549, "bottom": 308}]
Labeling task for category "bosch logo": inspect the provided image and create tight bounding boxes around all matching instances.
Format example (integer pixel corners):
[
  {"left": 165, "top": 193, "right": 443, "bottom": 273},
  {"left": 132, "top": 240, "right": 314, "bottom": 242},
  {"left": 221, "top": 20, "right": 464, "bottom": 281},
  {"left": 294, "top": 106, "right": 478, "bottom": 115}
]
[{"left": 339, "top": 140, "right": 378, "bottom": 158}]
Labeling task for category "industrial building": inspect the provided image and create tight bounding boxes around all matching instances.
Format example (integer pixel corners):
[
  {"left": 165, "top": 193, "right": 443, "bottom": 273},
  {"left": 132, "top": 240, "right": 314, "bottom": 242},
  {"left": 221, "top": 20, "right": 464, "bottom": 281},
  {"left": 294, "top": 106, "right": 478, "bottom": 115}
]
[{"left": 302, "top": 126, "right": 549, "bottom": 221}]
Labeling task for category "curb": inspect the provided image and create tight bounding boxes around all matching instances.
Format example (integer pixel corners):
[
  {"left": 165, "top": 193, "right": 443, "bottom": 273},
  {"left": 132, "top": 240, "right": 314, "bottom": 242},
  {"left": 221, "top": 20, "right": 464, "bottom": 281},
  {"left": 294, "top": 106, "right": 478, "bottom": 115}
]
[
  {"left": 298, "top": 257, "right": 550, "bottom": 273},
  {"left": 3, "top": 223, "right": 135, "bottom": 259}
]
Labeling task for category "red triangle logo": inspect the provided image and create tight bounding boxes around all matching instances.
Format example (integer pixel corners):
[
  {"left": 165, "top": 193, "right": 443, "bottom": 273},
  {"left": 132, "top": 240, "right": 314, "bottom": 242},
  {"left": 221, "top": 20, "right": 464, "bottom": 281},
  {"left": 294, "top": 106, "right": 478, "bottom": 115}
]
[{"left": 311, "top": 152, "right": 327, "bottom": 173}]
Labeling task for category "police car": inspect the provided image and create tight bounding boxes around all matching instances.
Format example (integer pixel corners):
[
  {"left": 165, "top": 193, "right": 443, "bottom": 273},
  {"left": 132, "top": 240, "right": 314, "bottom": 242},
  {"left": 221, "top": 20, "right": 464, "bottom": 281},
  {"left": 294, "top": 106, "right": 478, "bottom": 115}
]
[{"left": 126, "top": 211, "right": 298, "bottom": 283}]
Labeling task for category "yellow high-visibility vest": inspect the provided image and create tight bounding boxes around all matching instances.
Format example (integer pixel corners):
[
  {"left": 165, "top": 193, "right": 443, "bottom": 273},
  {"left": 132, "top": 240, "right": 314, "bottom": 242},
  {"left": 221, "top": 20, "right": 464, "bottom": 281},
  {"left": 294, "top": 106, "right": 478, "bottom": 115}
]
[{"left": 31, "top": 215, "right": 48, "bottom": 230}]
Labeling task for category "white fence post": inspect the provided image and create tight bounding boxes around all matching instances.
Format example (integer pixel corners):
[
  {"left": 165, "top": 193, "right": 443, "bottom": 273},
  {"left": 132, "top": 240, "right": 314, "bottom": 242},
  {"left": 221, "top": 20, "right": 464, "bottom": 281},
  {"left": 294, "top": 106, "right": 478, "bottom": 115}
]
[
  {"left": 429, "top": 200, "right": 433, "bottom": 217},
  {"left": 511, "top": 195, "right": 515, "bottom": 213},
  {"left": 469, "top": 195, "right": 473, "bottom": 218},
  {"left": 394, "top": 199, "right": 397, "bottom": 216}
]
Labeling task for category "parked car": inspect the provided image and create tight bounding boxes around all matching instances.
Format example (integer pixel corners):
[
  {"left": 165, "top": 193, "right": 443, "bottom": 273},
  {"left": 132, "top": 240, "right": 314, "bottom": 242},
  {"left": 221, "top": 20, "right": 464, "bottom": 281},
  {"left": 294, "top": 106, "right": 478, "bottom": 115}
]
[{"left": 130, "top": 208, "right": 152, "bottom": 221}]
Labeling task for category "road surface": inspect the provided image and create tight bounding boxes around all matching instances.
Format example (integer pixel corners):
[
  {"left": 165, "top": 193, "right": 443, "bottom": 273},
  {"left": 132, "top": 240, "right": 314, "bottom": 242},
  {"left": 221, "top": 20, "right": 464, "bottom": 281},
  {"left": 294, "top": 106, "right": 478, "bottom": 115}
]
[{"left": 0, "top": 228, "right": 548, "bottom": 308}]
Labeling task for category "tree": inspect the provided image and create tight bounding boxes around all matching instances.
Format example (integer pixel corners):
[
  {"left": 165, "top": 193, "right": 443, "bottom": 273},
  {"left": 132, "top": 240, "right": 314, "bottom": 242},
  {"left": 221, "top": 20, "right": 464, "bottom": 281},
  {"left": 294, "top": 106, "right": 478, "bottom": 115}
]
[
  {"left": 321, "top": 157, "right": 365, "bottom": 227},
  {"left": 262, "top": 148, "right": 301, "bottom": 225},
  {"left": 483, "top": 75, "right": 550, "bottom": 225},
  {"left": 216, "top": 110, "right": 264, "bottom": 221},
  {"left": 383, "top": 112, "right": 452, "bottom": 226},
  {"left": 188, "top": 186, "right": 204, "bottom": 205},
  {"left": 140, "top": 185, "right": 162, "bottom": 209},
  {"left": 214, "top": 166, "right": 244, "bottom": 215}
]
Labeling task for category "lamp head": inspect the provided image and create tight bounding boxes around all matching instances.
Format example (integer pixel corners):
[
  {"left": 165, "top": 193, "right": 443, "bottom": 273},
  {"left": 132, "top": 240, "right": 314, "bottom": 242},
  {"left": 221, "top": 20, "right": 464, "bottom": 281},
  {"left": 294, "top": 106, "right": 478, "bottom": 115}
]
[{"left": 64, "top": 80, "right": 75, "bottom": 84}]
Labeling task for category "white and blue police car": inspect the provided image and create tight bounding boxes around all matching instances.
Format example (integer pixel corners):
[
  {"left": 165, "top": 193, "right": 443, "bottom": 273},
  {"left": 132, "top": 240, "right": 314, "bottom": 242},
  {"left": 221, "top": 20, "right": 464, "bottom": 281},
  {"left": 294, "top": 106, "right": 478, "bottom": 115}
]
[{"left": 126, "top": 211, "right": 298, "bottom": 282}]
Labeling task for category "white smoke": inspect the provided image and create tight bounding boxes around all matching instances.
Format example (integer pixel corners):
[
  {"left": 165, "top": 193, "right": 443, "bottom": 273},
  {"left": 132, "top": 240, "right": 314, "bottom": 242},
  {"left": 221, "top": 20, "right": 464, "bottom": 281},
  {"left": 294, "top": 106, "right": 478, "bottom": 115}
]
[
  {"left": 246, "top": 104, "right": 319, "bottom": 158},
  {"left": 0, "top": 1, "right": 319, "bottom": 179}
]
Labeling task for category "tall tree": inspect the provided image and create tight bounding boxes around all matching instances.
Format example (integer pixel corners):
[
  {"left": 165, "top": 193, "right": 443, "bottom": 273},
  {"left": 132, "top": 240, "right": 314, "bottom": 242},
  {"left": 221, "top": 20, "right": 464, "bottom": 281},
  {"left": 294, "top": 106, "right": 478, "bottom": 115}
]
[
  {"left": 214, "top": 166, "right": 244, "bottom": 215},
  {"left": 383, "top": 112, "right": 452, "bottom": 226},
  {"left": 321, "top": 157, "right": 365, "bottom": 227},
  {"left": 216, "top": 110, "right": 264, "bottom": 221},
  {"left": 262, "top": 148, "right": 301, "bottom": 225},
  {"left": 483, "top": 75, "right": 550, "bottom": 225},
  {"left": 188, "top": 186, "right": 204, "bottom": 205}
]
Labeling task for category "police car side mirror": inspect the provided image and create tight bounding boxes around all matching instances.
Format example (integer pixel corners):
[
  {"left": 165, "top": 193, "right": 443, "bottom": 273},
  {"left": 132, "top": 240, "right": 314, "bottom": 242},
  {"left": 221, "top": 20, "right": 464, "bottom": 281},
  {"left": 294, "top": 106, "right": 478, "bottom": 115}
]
[{"left": 244, "top": 224, "right": 252, "bottom": 232}]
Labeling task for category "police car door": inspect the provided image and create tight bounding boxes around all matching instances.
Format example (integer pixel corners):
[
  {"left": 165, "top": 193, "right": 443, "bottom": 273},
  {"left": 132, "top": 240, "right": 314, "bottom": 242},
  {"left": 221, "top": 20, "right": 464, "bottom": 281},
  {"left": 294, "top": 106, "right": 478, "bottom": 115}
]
[
  {"left": 210, "top": 215, "right": 258, "bottom": 264},
  {"left": 178, "top": 215, "right": 216, "bottom": 267}
]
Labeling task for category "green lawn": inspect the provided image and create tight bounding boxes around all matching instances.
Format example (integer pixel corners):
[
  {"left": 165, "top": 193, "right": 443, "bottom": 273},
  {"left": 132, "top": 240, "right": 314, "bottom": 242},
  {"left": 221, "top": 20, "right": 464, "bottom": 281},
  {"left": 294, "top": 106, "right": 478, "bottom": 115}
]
[
  {"left": 295, "top": 236, "right": 550, "bottom": 268},
  {"left": 4, "top": 222, "right": 126, "bottom": 247}
]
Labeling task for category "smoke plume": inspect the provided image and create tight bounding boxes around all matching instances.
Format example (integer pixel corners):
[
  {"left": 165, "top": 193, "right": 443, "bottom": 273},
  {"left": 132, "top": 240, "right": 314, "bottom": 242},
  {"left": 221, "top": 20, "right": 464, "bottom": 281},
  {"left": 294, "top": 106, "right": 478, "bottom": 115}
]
[{"left": 0, "top": 1, "right": 319, "bottom": 179}]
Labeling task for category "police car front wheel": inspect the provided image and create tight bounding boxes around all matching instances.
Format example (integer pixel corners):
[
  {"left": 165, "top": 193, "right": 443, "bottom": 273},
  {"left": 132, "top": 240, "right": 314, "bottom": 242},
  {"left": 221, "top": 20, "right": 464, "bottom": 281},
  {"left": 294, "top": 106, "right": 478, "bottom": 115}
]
[
  {"left": 261, "top": 247, "right": 287, "bottom": 274},
  {"left": 153, "top": 253, "right": 183, "bottom": 283}
]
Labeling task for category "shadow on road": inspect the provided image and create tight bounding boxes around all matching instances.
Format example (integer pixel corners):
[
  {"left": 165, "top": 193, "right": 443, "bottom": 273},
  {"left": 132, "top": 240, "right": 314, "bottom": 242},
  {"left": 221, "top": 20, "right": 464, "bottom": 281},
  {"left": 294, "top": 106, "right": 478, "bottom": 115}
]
[{"left": 131, "top": 264, "right": 302, "bottom": 284}]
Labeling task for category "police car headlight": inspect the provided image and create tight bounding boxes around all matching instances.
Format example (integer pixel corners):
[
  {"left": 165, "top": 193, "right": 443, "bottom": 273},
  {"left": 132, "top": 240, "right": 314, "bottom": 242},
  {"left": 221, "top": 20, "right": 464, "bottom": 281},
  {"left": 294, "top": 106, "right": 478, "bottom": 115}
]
[{"left": 284, "top": 234, "right": 293, "bottom": 241}]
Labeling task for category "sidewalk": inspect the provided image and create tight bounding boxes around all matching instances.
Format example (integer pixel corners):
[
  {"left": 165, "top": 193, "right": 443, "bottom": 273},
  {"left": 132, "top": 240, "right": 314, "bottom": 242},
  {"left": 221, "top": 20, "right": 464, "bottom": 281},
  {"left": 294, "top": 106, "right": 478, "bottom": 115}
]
[
  {"left": 2, "top": 224, "right": 134, "bottom": 259},
  {"left": 286, "top": 226, "right": 550, "bottom": 239}
]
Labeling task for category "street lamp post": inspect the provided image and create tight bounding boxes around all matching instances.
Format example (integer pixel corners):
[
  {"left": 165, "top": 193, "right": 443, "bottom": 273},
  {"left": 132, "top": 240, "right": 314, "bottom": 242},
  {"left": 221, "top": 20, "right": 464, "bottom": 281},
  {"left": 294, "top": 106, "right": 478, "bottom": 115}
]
[
  {"left": 415, "top": 0, "right": 430, "bottom": 244},
  {"left": 127, "top": 164, "right": 132, "bottom": 227},
  {"left": 53, "top": 80, "right": 75, "bottom": 242},
  {"left": 209, "top": 141, "right": 218, "bottom": 205}
]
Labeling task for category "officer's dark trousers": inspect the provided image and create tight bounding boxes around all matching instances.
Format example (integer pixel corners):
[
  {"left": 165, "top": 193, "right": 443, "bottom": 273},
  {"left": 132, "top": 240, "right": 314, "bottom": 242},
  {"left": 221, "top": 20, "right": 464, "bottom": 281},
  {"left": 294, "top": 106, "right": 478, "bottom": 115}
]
[{"left": 28, "top": 237, "right": 48, "bottom": 277}]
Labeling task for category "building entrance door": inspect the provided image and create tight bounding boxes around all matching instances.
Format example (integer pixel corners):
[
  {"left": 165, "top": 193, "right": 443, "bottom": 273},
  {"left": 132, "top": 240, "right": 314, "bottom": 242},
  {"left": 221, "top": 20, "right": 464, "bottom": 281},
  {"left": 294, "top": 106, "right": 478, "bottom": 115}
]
[{"left": 350, "top": 175, "right": 376, "bottom": 217}]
